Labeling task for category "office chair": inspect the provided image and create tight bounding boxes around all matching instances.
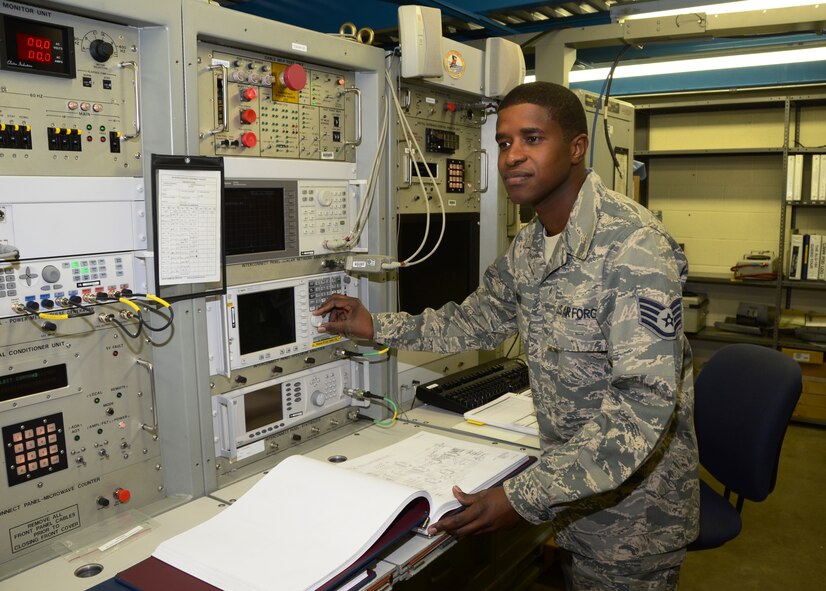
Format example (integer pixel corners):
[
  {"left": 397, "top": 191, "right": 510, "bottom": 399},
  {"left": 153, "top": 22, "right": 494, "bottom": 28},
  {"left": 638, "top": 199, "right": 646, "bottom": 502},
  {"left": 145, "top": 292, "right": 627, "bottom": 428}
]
[{"left": 689, "top": 343, "right": 802, "bottom": 550}]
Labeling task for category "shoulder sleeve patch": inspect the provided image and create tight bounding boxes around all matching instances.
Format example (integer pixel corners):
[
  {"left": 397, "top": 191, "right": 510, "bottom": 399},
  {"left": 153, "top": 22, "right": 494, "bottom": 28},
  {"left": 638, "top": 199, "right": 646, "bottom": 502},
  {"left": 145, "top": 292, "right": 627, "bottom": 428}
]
[{"left": 637, "top": 295, "right": 682, "bottom": 340}]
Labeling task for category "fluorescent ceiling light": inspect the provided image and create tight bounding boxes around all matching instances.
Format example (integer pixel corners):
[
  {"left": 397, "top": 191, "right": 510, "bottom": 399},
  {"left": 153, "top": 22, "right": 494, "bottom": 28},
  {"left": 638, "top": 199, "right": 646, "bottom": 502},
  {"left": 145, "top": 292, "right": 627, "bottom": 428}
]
[
  {"left": 621, "top": 0, "right": 824, "bottom": 20},
  {"left": 569, "top": 46, "right": 826, "bottom": 82}
]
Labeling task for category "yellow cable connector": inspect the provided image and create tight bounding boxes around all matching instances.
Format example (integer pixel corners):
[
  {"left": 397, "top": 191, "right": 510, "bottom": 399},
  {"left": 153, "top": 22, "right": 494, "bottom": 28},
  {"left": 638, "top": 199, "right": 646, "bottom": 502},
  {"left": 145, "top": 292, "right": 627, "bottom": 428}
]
[
  {"left": 39, "top": 312, "right": 69, "bottom": 321},
  {"left": 119, "top": 297, "right": 142, "bottom": 313},
  {"left": 145, "top": 294, "right": 172, "bottom": 308}
]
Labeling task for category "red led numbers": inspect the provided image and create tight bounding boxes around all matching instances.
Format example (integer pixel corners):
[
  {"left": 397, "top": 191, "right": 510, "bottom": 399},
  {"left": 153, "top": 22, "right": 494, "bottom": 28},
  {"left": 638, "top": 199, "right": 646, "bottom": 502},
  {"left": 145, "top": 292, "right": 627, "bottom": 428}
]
[{"left": 17, "top": 32, "right": 53, "bottom": 64}]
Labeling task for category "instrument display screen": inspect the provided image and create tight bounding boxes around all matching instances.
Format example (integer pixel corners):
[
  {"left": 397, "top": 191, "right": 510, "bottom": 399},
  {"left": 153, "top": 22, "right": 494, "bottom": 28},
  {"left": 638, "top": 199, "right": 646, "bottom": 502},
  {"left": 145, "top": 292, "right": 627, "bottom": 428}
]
[
  {"left": 0, "top": 364, "right": 69, "bottom": 402},
  {"left": 0, "top": 15, "right": 75, "bottom": 77}
]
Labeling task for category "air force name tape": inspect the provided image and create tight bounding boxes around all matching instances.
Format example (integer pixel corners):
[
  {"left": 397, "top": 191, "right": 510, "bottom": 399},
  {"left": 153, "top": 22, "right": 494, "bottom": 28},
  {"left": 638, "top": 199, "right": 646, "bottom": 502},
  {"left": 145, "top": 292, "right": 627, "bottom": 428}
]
[{"left": 637, "top": 295, "right": 682, "bottom": 339}]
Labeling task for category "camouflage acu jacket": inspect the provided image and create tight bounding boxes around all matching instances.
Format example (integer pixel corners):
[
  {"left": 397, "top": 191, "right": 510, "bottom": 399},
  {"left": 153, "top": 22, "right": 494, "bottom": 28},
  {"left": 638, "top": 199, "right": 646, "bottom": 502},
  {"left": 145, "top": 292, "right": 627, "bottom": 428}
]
[{"left": 373, "top": 171, "right": 699, "bottom": 561}]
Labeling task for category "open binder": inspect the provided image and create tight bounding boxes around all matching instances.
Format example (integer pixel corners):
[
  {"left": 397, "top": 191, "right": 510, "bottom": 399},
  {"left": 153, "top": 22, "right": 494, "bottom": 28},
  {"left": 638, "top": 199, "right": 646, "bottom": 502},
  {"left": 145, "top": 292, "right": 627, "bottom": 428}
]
[
  {"left": 93, "top": 432, "right": 534, "bottom": 591},
  {"left": 111, "top": 499, "right": 426, "bottom": 591}
]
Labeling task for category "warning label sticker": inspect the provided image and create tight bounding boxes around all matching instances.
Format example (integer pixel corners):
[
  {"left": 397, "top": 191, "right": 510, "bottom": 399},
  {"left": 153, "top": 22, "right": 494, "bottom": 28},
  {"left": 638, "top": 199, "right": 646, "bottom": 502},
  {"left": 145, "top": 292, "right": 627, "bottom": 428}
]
[{"left": 10, "top": 505, "right": 81, "bottom": 553}]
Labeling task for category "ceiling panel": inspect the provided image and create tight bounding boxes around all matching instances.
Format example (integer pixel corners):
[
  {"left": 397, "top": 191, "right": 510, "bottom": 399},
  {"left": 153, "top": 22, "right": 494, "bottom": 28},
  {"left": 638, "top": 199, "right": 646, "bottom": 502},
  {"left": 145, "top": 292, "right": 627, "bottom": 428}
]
[{"left": 215, "top": 0, "right": 643, "bottom": 46}]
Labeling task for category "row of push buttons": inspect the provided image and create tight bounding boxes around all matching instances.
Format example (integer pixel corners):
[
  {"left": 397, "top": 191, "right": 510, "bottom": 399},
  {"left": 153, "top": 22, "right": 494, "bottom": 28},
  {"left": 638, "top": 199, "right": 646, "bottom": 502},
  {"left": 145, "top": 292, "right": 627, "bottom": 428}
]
[
  {"left": 0, "top": 271, "right": 17, "bottom": 298},
  {"left": 285, "top": 380, "right": 303, "bottom": 413},
  {"left": 67, "top": 101, "right": 105, "bottom": 113},
  {"left": 63, "top": 257, "right": 126, "bottom": 282},
  {"left": 249, "top": 421, "right": 285, "bottom": 438}
]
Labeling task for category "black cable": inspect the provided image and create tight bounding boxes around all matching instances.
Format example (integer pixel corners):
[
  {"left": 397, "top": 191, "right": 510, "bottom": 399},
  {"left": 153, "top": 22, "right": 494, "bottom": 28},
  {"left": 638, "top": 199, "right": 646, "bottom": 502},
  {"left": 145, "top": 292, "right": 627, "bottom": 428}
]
[
  {"left": 127, "top": 296, "right": 174, "bottom": 332},
  {"left": 112, "top": 316, "right": 143, "bottom": 339},
  {"left": 602, "top": 45, "right": 633, "bottom": 176},
  {"left": 505, "top": 335, "right": 520, "bottom": 358},
  {"left": 140, "top": 307, "right": 174, "bottom": 332}
]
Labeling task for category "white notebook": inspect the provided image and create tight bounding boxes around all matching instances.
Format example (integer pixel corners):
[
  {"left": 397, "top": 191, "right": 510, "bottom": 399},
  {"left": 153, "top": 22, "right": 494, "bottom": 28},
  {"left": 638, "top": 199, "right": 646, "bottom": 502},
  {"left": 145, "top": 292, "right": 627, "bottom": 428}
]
[{"left": 152, "top": 431, "right": 530, "bottom": 591}]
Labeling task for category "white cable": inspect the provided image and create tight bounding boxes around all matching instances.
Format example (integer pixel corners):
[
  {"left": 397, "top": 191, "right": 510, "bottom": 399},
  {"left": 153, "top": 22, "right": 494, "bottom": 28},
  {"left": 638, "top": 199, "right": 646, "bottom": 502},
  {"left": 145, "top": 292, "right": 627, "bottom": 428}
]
[
  {"left": 384, "top": 68, "right": 430, "bottom": 264},
  {"left": 323, "top": 75, "right": 390, "bottom": 251},
  {"left": 1, "top": 244, "right": 20, "bottom": 261},
  {"left": 383, "top": 69, "right": 447, "bottom": 268}
]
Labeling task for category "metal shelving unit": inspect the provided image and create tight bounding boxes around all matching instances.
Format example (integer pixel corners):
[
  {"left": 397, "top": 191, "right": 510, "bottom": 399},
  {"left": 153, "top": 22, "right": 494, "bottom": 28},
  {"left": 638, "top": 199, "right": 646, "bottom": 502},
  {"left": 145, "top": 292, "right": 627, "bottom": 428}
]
[{"left": 631, "top": 89, "right": 826, "bottom": 354}]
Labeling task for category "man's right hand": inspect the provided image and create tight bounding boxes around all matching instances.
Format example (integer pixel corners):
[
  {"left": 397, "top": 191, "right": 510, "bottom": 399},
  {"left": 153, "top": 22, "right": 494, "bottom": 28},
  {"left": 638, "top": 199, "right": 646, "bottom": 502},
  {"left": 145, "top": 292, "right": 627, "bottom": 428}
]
[{"left": 314, "top": 294, "right": 374, "bottom": 340}]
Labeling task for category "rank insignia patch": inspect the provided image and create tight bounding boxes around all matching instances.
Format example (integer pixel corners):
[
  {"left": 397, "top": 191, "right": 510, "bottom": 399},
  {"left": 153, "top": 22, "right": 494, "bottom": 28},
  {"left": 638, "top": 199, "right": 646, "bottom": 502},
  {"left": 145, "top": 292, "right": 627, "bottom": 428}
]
[{"left": 637, "top": 296, "right": 682, "bottom": 339}]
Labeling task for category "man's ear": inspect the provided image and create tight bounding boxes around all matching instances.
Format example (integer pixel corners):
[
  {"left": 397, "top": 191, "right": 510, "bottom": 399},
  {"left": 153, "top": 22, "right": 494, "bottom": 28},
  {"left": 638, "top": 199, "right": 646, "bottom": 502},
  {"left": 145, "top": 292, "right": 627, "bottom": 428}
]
[{"left": 569, "top": 133, "right": 588, "bottom": 165}]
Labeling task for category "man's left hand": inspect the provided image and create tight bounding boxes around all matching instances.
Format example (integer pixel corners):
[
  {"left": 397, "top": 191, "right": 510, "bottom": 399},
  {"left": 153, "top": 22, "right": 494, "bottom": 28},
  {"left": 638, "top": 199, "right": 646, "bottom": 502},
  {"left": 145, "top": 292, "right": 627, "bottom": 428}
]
[{"left": 427, "top": 486, "right": 525, "bottom": 538}]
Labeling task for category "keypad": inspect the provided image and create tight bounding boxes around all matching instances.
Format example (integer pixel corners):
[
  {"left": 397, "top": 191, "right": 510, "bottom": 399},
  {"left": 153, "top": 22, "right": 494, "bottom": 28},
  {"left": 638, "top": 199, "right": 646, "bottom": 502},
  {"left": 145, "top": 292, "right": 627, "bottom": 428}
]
[
  {"left": 446, "top": 158, "right": 466, "bottom": 194},
  {"left": 3, "top": 413, "right": 68, "bottom": 487},
  {"left": 307, "top": 275, "right": 344, "bottom": 311}
]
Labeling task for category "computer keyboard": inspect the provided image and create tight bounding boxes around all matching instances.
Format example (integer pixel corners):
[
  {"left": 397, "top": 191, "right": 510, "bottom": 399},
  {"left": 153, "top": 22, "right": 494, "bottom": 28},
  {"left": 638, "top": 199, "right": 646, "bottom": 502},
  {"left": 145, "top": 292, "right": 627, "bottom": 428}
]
[{"left": 415, "top": 358, "right": 530, "bottom": 414}]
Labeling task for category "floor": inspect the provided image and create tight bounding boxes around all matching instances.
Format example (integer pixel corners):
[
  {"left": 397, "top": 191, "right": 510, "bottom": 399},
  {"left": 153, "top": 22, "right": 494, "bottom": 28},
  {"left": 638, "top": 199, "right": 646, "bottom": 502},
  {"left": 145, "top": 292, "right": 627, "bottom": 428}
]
[{"left": 530, "top": 422, "right": 826, "bottom": 590}]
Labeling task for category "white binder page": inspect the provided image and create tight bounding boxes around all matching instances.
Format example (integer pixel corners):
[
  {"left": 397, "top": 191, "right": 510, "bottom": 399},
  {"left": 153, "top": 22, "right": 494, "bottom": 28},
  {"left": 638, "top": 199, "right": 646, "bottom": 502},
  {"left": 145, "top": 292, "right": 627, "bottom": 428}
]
[
  {"left": 153, "top": 454, "right": 426, "bottom": 591},
  {"left": 341, "top": 431, "right": 528, "bottom": 522},
  {"left": 156, "top": 168, "right": 222, "bottom": 285}
]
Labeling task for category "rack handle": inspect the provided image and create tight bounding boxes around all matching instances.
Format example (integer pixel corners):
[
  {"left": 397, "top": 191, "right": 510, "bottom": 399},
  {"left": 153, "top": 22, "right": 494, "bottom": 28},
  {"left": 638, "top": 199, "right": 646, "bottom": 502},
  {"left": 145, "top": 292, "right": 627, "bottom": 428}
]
[
  {"left": 135, "top": 358, "right": 158, "bottom": 435},
  {"left": 341, "top": 87, "right": 362, "bottom": 147},
  {"left": 118, "top": 61, "right": 141, "bottom": 141},
  {"left": 200, "top": 63, "right": 229, "bottom": 138}
]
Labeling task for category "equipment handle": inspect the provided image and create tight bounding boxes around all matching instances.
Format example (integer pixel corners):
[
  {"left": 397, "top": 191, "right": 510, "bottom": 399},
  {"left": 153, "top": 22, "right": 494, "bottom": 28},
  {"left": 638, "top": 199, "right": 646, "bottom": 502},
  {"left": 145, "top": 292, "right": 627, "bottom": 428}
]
[
  {"left": 135, "top": 359, "right": 158, "bottom": 435},
  {"left": 118, "top": 61, "right": 141, "bottom": 140},
  {"left": 342, "top": 87, "right": 362, "bottom": 147},
  {"left": 200, "top": 63, "right": 229, "bottom": 138},
  {"left": 475, "top": 149, "right": 489, "bottom": 193}
]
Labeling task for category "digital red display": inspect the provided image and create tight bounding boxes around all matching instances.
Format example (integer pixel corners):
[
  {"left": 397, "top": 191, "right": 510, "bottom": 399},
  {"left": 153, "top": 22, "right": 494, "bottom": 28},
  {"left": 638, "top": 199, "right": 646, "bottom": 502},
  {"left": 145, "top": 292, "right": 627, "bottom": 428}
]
[
  {"left": 0, "top": 14, "right": 75, "bottom": 78},
  {"left": 16, "top": 32, "right": 53, "bottom": 64}
]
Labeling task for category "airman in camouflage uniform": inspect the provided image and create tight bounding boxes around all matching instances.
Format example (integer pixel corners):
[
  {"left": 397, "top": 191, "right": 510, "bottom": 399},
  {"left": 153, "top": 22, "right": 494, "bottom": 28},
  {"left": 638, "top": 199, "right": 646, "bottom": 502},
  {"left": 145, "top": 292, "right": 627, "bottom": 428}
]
[{"left": 317, "top": 82, "right": 699, "bottom": 589}]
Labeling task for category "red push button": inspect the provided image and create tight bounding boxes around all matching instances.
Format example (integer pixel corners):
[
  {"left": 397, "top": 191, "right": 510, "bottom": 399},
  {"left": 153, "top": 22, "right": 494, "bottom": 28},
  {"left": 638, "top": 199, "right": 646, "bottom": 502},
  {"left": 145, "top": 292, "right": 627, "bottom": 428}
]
[
  {"left": 240, "top": 109, "right": 257, "bottom": 124},
  {"left": 242, "top": 87, "right": 258, "bottom": 102},
  {"left": 280, "top": 63, "right": 307, "bottom": 91},
  {"left": 241, "top": 132, "right": 257, "bottom": 148},
  {"left": 114, "top": 488, "right": 131, "bottom": 503}
]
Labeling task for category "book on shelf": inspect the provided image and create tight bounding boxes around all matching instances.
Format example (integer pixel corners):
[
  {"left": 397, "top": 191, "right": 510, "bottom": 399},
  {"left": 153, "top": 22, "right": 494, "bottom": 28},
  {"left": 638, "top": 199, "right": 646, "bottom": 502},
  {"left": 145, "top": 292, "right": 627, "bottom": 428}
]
[
  {"left": 135, "top": 431, "right": 532, "bottom": 591},
  {"left": 812, "top": 155, "right": 822, "bottom": 202},
  {"left": 789, "top": 233, "right": 804, "bottom": 280},
  {"left": 817, "top": 234, "right": 826, "bottom": 281},
  {"left": 463, "top": 390, "right": 539, "bottom": 436},
  {"left": 792, "top": 154, "right": 803, "bottom": 201},
  {"left": 802, "top": 234, "right": 811, "bottom": 280},
  {"left": 819, "top": 154, "right": 826, "bottom": 202},
  {"left": 809, "top": 234, "right": 823, "bottom": 282},
  {"left": 786, "top": 154, "right": 797, "bottom": 201}
]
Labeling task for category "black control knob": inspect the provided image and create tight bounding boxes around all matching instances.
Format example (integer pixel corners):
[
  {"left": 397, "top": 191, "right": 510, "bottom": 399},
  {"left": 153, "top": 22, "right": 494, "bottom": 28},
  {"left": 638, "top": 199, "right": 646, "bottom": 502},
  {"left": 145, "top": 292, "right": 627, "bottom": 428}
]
[
  {"left": 25, "top": 301, "right": 40, "bottom": 312},
  {"left": 96, "top": 496, "right": 110, "bottom": 508},
  {"left": 69, "top": 295, "right": 83, "bottom": 305},
  {"left": 89, "top": 39, "right": 114, "bottom": 63},
  {"left": 235, "top": 375, "right": 248, "bottom": 385},
  {"left": 41, "top": 299, "right": 54, "bottom": 309}
]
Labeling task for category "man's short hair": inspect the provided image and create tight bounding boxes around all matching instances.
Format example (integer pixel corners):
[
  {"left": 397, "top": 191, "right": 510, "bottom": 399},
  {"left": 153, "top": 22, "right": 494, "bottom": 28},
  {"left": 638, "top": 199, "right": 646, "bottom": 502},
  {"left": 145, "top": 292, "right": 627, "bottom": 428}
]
[{"left": 498, "top": 81, "right": 588, "bottom": 142}]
